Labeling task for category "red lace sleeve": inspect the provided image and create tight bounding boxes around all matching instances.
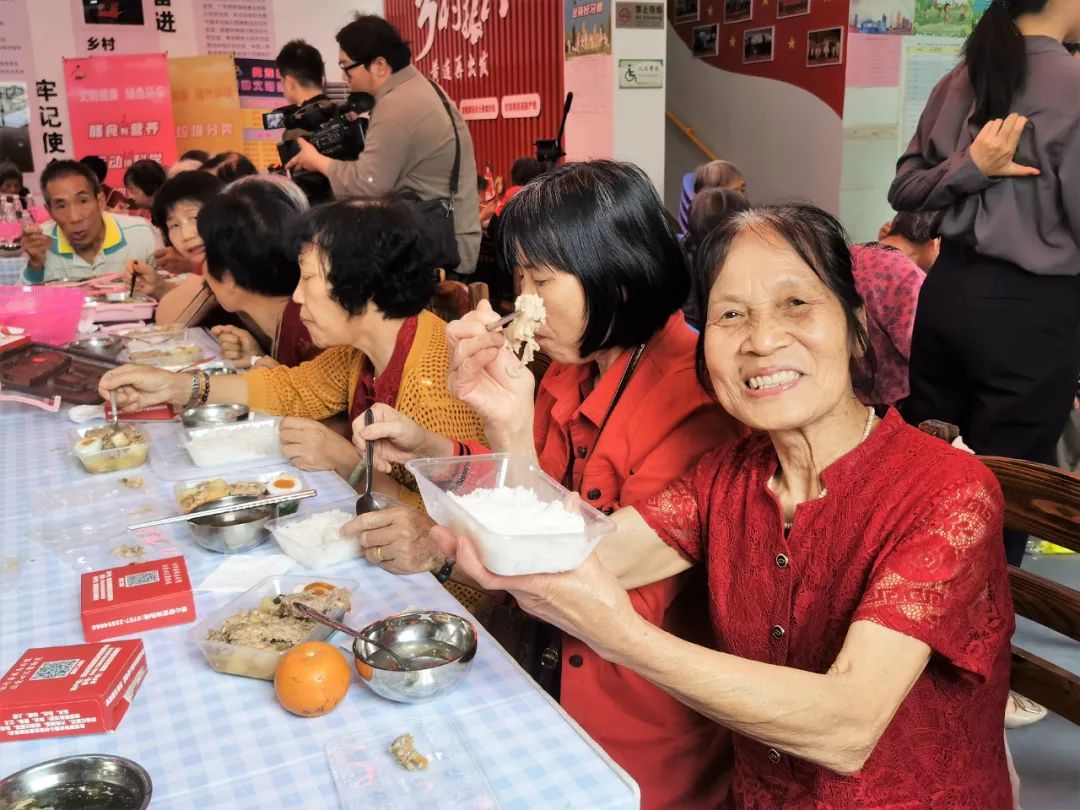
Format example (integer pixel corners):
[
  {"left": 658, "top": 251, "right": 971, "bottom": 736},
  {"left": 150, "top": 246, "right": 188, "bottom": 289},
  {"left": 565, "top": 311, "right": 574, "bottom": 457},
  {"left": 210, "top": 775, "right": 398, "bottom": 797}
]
[
  {"left": 636, "top": 449, "right": 728, "bottom": 565},
  {"left": 853, "top": 469, "right": 1011, "bottom": 680}
]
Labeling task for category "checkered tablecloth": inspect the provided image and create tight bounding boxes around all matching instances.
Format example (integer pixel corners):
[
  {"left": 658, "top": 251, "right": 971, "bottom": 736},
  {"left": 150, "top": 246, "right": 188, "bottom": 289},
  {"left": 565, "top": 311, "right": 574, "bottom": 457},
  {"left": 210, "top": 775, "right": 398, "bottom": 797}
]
[
  {"left": 0, "top": 402, "right": 640, "bottom": 808},
  {"left": 0, "top": 255, "right": 27, "bottom": 286}
]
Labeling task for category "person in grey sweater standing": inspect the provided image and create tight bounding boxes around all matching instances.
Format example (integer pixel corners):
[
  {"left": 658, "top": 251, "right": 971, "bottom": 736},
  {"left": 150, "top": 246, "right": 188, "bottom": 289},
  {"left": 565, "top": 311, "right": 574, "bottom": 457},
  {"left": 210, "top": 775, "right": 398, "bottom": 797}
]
[
  {"left": 889, "top": 0, "right": 1080, "bottom": 568},
  {"left": 286, "top": 15, "right": 481, "bottom": 276}
]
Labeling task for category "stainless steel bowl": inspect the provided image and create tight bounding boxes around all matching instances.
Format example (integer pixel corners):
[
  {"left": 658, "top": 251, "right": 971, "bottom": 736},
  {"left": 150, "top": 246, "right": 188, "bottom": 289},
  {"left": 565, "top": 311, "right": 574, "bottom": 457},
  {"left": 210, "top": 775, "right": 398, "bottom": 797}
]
[
  {"left": 188, "top": 494, "right": 276, "bottom": 553},
  {"left": 69, "top": 335, "right": 124, "bottom": 359},
  {"left": 204, "top": 364, "right": 239, "bottom": 376},
  {"left": 352, "top": 610, "right": 477, "bottom": 703},
  {"left": 180, "top": 403, "right": 250, "bottom": 428},
  {"left": 0, "top": 754, "right": 152, "bottom": 809}
]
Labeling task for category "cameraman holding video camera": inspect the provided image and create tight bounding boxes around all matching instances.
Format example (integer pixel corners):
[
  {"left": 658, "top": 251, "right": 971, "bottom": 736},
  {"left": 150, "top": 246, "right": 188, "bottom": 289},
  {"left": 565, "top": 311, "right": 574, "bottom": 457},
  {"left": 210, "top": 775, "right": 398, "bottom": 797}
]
[{"left": 286, "top": 15, "right": 481, "bottom": 275}]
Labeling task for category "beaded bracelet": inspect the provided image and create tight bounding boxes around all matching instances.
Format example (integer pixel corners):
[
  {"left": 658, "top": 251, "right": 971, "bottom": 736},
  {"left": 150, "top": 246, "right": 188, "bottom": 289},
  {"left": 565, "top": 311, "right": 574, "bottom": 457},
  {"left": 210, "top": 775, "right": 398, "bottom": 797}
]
[
  {"left": 197, "top": 371, "right": 211, "bottom": 407},
  {"left": 183, "top": 372, "right": 201, "bottom": 409}
]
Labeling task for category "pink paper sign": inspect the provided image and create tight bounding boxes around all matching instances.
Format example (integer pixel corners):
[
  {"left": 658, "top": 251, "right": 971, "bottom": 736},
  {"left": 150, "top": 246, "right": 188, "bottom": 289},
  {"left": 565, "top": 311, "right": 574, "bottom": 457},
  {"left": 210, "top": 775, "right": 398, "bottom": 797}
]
[
  {"left": 845, "top": 32, "right": 902, "bottom": 88},
  {"left": 63, "top": 54, "right": 178, "bottom": 187}
]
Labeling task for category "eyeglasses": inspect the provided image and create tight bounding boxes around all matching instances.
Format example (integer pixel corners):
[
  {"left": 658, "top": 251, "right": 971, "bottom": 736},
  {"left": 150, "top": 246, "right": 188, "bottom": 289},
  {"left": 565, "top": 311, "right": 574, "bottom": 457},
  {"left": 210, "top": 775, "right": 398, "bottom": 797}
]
[{"left": 339, "top": 60, "right": 364, "bottom": 75}]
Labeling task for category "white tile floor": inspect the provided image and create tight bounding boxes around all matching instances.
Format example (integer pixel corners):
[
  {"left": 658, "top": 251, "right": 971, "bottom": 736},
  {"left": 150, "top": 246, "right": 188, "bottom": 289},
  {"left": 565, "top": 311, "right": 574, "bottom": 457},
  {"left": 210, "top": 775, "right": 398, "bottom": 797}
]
[{"left": 1008, "top": 553, "right": 1080, "bottom": 809}]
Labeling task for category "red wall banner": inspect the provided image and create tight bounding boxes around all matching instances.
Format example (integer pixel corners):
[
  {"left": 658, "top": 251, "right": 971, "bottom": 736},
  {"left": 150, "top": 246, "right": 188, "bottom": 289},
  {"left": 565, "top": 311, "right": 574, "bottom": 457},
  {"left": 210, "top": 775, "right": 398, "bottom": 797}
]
[
  {"left": 63, "top": 53, "right": 178, "bottom": 187},
  {"left": 668, "top": 0, "right": 849, "bottom": 117},
  {"left": 383, "top": 1, "right": 565, "bottom": 180}
]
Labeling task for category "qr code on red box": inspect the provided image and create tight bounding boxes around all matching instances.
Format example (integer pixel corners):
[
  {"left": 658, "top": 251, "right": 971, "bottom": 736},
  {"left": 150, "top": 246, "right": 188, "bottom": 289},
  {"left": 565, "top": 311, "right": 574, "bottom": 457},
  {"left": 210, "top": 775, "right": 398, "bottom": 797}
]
[
  {"left": 122, "top": 571, "right": 161, "bottom": 588},
  {"left": 29, "top": 659, "right": 81, "bottom": 681}
]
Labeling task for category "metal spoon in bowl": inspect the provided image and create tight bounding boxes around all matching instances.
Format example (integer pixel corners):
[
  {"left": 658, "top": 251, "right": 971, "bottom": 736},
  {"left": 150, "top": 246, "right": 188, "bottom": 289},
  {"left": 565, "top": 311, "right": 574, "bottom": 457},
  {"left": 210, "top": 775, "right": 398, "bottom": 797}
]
[
  {"left": 292, "top": 603, "right": 414, "bottom": 671},
  {"left": 355, "top": 409, "right": 379, "bottom": 515}
]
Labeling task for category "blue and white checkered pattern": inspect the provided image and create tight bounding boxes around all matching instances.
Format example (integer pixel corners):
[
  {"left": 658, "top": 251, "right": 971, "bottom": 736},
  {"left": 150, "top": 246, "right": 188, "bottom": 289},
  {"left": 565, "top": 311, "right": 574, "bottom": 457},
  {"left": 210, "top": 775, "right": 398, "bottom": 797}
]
[{"left": 0, "top": 399, "right": 639, "bottom": 808}]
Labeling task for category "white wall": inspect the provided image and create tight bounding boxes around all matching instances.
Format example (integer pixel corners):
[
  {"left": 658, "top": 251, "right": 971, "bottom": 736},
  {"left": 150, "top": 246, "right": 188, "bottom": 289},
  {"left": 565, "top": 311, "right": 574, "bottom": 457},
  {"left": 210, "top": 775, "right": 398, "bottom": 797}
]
[
  {"left": 6, "top": 0, "right": 381, "bottom": 188},
  {"left": 663, "top": 25, "right": 845, "bottom": 215},
  {"left": 612, "top": 21, "right": 667, "bottom": 196}
]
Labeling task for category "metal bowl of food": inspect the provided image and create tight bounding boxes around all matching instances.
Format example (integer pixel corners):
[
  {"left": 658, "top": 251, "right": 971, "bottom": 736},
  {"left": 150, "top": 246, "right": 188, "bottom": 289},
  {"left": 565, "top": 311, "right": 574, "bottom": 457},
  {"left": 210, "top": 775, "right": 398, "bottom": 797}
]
[
  {"left": 0, "top": 754, "right": 152, "bottom": 809},
  {"left": 188, "top": 494, "right": 276, "bottom": 553},
  {"left": 180, "top": 403, "right": 250, "bottom": 428},
  {"left": 352, "top": 610, "right": 477, "bottom": 703},
  {"left": 68, "top": 335, "right": 124, "bottom": 359},
  {"left": 204, "top": 364, "right": 239, "bottom": 377}
]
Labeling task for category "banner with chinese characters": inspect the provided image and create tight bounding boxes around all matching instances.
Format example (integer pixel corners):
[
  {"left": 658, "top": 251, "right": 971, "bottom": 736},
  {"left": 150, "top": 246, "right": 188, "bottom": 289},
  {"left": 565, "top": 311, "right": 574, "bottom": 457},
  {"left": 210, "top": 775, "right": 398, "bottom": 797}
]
[
  {"left": 168, "top": 55, "right": 243, "bottom": 158},
  {"left": 563, "top": 0, "right": 614, "bottom": 161},
  {"left": 383, "top": 1, "right": 564, "bottom": 182},
  {"left": 193, "top": 0, "right": 275, "bottom": 59},
  {"left": 63, "top": 54, "right": 178, "bottom": 187},
  {"left": 235, "top": 58, "right": 284, "bottom": 170}
]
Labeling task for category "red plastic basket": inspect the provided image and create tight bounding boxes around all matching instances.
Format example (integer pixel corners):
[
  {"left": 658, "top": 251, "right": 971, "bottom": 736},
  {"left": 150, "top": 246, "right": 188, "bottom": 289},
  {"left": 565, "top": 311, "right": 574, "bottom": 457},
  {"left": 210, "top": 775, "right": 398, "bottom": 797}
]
[{"left": 0, "top": 285, "right": 86, "bottom": 346}]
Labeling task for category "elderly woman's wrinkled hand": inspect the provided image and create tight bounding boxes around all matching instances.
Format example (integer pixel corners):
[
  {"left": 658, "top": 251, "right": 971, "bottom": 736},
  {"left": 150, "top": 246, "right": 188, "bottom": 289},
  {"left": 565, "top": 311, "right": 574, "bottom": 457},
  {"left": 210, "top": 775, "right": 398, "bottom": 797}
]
[
  {"left": 343, "top": 507, "right": 445, "bottom": 575},
  {"left": 430, "top": 526, "right": 637, "bottom": 659},
  {"left": 98, "top": 365, "right": 189, "bottom": 411},
  {"left": 279, "top": 416, "right": 360, "bottom": 477},
  {"left": 446, "top": 300, "right": 535, "bottom": 448},
  {"left": 351, "top": 403, "right": 452, "bottom": 473},
  {"left": 211, "top": 325, "right": 263, "bottom": 365}
]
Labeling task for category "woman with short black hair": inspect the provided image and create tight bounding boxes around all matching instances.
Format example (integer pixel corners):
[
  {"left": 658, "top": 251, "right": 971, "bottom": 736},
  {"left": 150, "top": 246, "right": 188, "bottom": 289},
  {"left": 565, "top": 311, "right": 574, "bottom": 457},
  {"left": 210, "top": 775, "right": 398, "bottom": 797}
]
[
  {"left": 123, "top": 159, "right": 166, "bottom": 210},
  {"left": 344, "top": 161, "right": 745, "bottom": 809}
]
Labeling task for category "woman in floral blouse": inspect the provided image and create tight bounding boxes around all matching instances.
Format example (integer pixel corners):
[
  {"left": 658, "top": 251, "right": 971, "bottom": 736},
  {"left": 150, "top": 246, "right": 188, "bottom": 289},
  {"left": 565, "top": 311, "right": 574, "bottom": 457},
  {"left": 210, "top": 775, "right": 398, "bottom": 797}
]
[{"left": 438, "top": 204, "right": 1014, "bottom": 809}]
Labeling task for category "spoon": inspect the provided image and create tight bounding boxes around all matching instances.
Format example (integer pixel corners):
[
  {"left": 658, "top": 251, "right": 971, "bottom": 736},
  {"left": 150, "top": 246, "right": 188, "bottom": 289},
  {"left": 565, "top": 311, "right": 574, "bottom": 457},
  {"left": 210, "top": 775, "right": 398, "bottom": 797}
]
[
  {"left": 108, "top": 389, "right": 119, "bottom": 425},
  {"left": 485, "top": 311, "right": 517, "bottom": 333},
  {"left": 293, "top": 603, "right": 414, "bottom": 671},
  {"left": 355, "top": 409, "right": 379, "bottom": 515}
]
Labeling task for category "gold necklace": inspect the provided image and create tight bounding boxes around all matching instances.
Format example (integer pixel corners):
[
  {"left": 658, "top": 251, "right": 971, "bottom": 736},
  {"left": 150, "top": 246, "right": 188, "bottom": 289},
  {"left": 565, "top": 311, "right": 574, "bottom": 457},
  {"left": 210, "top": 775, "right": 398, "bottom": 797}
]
[{"left": 782, "top": 406, "right": 877, "bottom": 531}]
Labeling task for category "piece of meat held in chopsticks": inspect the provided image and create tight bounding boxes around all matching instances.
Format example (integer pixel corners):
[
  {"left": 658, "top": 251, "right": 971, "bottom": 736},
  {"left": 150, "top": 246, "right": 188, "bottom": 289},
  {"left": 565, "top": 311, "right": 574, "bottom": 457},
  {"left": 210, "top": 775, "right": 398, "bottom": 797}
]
[{"left": 503, "top": 293, "right": 546, "bottom": 365}]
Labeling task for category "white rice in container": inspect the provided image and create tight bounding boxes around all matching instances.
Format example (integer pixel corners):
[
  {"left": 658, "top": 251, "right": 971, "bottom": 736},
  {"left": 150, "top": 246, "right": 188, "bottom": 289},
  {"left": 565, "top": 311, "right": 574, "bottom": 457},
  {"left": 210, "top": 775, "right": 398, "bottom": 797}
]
[{"left": 272, "top": 509, "right": 358, "bottom": 569}]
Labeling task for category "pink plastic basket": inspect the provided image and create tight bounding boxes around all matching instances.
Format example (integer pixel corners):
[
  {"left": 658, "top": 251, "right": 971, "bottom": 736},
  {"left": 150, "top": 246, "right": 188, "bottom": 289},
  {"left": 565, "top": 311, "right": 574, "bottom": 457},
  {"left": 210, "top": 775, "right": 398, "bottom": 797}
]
[{"left": 0, "top": 285, "right": 86, "bottom": 346}]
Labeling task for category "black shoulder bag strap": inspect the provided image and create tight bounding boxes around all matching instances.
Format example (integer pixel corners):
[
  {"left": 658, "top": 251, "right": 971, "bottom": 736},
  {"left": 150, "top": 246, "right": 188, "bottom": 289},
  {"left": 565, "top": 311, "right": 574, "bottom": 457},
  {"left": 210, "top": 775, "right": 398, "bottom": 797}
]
[{"left": 428, "top": 79, "right": 461, "bottom": 213}]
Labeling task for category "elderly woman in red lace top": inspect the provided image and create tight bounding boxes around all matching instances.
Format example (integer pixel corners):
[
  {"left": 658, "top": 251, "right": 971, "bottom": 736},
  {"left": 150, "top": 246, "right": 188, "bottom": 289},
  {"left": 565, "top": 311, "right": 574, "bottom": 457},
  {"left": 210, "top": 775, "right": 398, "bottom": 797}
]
[{"left": 439, "top": 204, "right": 1015, "bottom": 808}]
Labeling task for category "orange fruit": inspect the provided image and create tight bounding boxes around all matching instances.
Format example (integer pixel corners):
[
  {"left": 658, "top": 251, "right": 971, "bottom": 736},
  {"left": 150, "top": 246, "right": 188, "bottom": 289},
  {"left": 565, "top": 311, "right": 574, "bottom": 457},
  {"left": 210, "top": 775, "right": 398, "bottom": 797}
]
[{"left": 274, "top": 641, "right": 351, "bottom": 717}]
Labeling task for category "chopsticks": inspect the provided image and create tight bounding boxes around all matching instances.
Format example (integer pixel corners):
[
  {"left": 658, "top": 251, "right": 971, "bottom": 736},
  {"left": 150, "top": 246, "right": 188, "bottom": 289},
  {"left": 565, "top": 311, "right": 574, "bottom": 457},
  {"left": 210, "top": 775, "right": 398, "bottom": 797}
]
[
  {"left": 127, "top": 489, "right": 317, "bottom": 531},
  {"left": 485, "top": 312, "right": 517, "bottom": 333}
]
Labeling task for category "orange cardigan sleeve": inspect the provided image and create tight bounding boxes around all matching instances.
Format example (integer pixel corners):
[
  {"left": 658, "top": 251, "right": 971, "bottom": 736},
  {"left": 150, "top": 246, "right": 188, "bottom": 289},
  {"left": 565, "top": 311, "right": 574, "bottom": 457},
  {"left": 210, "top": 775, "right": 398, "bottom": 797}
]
[{"left": 244, "top": 345, "right": 360, "bottom": 419}]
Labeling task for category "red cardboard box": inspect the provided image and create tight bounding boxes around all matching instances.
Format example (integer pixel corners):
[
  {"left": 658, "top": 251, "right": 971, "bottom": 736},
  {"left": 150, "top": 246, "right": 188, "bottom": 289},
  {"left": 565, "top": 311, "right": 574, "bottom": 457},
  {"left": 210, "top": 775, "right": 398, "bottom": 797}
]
[
  {"left": 0, "top": 639, "right": 147, "bottom": 742},
  {"left": 81, "top": 556, "right": 196, "bottom": 642}
]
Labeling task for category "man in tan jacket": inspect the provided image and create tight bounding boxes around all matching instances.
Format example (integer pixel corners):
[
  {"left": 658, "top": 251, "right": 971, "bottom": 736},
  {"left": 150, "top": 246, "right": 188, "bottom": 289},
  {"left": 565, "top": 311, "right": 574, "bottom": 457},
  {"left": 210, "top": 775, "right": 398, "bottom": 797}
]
[{"left": 287, "top": 15, "right": 481, "bottom": 275}]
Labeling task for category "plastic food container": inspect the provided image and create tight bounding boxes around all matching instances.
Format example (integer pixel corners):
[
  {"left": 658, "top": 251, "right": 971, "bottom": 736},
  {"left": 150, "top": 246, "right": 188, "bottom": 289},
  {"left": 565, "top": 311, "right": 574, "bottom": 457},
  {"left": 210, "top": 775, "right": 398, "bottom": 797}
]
[
  {"left": 172, "top": 470, "right": 306, "bottom": 515},
  {"left": 405, "top": 454, "right": 616, "bottom": 576},
  {"left": 126, "top": 341, "right": 204, "bottom": 368},
  {"left": 269, "top": 495, "right": 398, "bottom": 569},
  {"left": 181, "top": 417, "right": 281, "bottom": 468},
  {"left": 116, "top": 324, "right": 186, "bottom": 344},
  {"left": 187, "top": 575, "right": 358, "bottom": 680},
  {"left": 70, "top": 426, "right": 150, "bottom": 475}
]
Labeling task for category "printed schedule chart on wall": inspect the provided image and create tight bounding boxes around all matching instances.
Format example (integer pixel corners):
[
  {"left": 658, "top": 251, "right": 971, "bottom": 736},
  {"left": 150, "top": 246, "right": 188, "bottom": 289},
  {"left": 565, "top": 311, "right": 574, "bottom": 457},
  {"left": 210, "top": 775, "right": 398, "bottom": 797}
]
[{"left": 898, "top": 42, "right": 961, "bottom": 151}]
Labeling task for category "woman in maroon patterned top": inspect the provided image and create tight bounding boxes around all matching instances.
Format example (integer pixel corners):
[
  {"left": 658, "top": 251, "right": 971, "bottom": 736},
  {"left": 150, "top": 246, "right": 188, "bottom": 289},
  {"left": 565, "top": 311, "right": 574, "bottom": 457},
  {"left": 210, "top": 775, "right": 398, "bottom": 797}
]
[{"left": 438, "top": 204, "right": 1014, "bottom": 808}]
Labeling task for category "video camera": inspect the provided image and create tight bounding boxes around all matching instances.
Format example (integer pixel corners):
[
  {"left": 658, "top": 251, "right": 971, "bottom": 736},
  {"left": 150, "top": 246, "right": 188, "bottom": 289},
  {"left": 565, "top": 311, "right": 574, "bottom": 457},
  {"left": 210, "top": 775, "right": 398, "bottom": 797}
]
[{"left": 267, "top": 92, "right": 375, "bottom": 165}]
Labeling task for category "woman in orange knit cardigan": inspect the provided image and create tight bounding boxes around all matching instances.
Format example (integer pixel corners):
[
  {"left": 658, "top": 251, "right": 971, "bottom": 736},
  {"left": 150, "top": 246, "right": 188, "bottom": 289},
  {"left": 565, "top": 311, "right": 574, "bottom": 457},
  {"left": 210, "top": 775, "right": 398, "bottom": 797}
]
[{"left": 100, "top": 198, "right": 486, "bottom": 488}]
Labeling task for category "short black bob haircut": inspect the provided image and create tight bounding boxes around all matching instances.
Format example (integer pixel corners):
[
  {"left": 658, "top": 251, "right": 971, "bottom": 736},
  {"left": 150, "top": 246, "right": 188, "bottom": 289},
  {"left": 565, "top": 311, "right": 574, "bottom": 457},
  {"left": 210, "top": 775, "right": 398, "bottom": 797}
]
[
  {"left": 151, "top": 171, "right": 225, "bottom": 247},
  {"left": 499, "top": 160, "right": 690, "bottom": 358},
  {"left": 510, "top": 157, "right": 546, "bottom": 188},
  {"left": 203, "top": 152, "right": 258, "bottom": 184},
  {"left": 691, "top": 203, "right": 875, "bottom": 398},
  {"left": 277, "top": 39, "right": 325, "bottom": 87},
  {"left": 290, "top": 198, "right": 436, "bottom": 320},
  {"left": 78, "top": 155, "right": 108, "bottom": 184},
  {"left": 887, "top": 210, "right": 943, "bottom": 246},
  {"left": 123, "top": 159, "right": 166, "bottom": 197},
  {"left": 40, "top": 160, "right": 102, "bottom": 201},
  {"left": 198, "top": 177, "right": 305, "bottom": 298},
  {"left": 336, "top": 15, "right": 411, "bottom": 72}
]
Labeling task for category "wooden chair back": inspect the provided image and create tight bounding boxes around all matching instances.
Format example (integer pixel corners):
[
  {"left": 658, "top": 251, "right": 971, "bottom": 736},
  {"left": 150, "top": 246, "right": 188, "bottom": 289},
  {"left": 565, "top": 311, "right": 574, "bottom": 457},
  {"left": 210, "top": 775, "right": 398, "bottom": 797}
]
[{"left": 977, "top": 456, "right": 1080, "bottom": 725}]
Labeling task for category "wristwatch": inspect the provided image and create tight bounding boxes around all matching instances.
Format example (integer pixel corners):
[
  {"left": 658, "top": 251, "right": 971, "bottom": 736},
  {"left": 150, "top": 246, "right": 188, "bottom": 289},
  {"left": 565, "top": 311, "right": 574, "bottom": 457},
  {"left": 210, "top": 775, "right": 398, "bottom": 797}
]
[{"left": 433, "top": 558, "right": 455, "bottom": 584}]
